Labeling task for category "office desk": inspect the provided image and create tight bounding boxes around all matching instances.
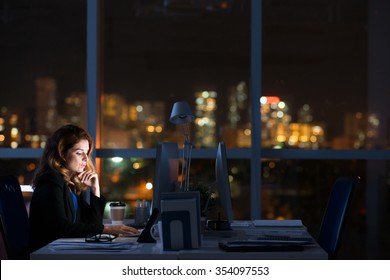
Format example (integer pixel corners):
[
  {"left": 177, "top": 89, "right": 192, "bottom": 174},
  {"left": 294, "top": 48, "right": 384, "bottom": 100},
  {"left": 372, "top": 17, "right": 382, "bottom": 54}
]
[{"left": 30, "top": 226, "right": 328, "bottom": 260}]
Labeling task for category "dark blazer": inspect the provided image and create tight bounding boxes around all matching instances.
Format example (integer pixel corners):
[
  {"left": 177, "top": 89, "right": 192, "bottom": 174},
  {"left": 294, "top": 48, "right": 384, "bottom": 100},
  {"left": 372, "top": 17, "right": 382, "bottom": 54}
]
[{"left": 29, "top": 168, "right": 106, "bottom": 252}]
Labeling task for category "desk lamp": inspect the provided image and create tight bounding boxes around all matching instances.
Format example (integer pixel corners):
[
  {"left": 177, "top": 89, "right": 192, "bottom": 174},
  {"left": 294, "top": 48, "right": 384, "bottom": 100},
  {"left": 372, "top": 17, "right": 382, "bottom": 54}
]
[{"left": 170, "top": 101, "right": 195, "bottom": 191}]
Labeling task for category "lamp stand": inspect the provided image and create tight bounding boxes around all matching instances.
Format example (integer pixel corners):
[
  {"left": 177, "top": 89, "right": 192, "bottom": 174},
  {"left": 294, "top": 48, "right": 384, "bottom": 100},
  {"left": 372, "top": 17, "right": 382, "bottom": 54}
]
[{"left": 180, "top": 123, "right": 193, "bottom": 192}]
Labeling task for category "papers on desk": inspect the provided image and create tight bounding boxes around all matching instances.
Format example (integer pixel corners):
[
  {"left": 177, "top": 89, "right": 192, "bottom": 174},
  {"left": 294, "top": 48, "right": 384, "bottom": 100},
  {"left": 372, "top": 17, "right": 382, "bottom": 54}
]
[
  {"left": 48, "top": 239, "right": 139, "bottom": 251},
  {"left": 230, "top": 220, "right": 253, "bottom": 228},
  {"left": 230, "top": 219, "right": 304, "bottom": 228},
  {"left": 252, "top": 219, "right": 303, "bottom": 227}
]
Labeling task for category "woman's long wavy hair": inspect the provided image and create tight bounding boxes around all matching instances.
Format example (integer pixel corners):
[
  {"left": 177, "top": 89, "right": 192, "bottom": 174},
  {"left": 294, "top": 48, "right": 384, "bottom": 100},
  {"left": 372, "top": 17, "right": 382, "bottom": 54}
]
[{"left": 33, "top": 124, "right": 95, "bottom": 195}]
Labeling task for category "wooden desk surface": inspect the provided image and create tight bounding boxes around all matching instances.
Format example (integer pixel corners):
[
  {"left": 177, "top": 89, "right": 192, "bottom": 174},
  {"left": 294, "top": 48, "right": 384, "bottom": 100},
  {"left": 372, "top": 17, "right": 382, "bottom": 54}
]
[{"left": 30, "top": 226, "right": 328, "bottom": 260}]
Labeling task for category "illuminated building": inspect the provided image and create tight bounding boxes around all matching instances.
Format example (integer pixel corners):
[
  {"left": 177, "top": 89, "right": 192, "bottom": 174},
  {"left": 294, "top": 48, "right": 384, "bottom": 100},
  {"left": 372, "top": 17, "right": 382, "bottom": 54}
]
[
  {"left": 35, "top": 77, "right": 59, "bottom": 136},
  {"left": 194, "top": 90, "right": 217, "bottom": 148},
  {"left": 101, "top": 95, "right": 165, "bottom": 148},
  {"left": 63, "top": 92, "right": 87, "bottom": 128},
  {"left": 261, "top": 96, "right": 326, "bottom": 149}
]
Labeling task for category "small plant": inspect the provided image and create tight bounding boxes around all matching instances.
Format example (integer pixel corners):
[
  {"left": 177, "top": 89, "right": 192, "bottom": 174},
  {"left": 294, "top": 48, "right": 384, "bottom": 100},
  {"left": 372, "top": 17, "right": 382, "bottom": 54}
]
[{"left": 189, "top": 181, "right": 216, "bottom": 217}]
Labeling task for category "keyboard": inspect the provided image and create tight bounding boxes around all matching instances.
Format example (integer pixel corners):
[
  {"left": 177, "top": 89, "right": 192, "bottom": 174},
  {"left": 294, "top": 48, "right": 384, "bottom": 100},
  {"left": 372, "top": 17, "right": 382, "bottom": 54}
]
[{"left": 219, "top": 240, "right": 307, "bottom": 252}]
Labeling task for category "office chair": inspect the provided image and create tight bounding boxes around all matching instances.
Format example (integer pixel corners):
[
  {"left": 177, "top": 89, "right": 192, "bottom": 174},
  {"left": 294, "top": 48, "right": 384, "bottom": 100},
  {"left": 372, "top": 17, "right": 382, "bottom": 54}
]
[
  {"left": 0, "top": 220, "right": 8, "bottom": 259},
  {"left": 0, "top": 175, "right": 30, "bottom": 259},
  {"left": 317, "top": 176, "right": 360, "bottom": 259}
]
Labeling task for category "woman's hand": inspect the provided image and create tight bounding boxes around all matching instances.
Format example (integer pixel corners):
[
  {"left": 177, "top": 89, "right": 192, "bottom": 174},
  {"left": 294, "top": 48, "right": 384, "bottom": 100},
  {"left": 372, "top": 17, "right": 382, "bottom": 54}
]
[
  {"left": 78, "top": 171, "right": 100, "bottom": 197},
  {"left": 103, "top": 224, "right": 140, "bottom": 236}
]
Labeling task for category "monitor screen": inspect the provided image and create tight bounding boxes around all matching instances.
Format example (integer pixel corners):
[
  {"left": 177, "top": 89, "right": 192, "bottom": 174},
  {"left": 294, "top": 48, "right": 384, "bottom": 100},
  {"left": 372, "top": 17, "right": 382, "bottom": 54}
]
[
  {"left": 152, "top": 142, "right": 179, "bottom": 213},
  {"left": 215, "top": 141, "right": 234, "bottom": 224}
]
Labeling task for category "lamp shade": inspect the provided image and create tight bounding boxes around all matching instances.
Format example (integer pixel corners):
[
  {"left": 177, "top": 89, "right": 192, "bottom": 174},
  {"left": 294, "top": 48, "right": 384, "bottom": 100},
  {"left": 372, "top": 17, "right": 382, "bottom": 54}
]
[{"left": 169, "top": 101, "right": 195, "bottom": 124}]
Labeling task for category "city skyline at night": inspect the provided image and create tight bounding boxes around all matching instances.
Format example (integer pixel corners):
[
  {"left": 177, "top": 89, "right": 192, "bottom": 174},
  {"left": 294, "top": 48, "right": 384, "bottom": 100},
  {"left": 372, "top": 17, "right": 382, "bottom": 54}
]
[{"left": 0, "top": 75, "right": 372, "bottom": 150}]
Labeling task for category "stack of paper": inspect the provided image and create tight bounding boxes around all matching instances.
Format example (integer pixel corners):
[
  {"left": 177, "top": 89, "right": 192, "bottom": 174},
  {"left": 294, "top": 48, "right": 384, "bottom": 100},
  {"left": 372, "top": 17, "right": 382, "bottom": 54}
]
[
  {"left": 48, "top": 239, "right": 138, "bottom": 251},
  {"left": 252, "top": 219, "right": 303, "bottom": 227}
]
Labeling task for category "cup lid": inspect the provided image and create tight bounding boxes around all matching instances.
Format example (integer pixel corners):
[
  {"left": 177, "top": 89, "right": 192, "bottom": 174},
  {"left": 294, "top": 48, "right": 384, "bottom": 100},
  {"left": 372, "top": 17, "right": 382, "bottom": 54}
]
[{"left": 109, "top": 201, "right": 126, "bottom": 207}]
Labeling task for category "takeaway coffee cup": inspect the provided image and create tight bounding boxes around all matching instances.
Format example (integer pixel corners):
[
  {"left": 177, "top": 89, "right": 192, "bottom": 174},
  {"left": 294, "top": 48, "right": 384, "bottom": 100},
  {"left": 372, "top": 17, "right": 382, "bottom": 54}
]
[{"left": 109, "top": 202, "right": 126, "bottom": 225}]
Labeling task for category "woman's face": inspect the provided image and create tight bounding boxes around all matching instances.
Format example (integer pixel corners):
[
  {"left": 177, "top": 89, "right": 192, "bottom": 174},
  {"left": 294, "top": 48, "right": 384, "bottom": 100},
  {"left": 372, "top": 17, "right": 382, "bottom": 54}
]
[{"left": 65, "top": 139, "right": 89, "bottom": 173}]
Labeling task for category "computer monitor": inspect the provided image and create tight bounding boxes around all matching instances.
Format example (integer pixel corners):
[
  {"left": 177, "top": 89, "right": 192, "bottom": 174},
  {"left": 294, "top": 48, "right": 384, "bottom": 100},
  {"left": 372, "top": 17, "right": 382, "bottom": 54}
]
[
  {"left": 215, "top": 141, "right": 234, "bottom": 226},
  {"left": 152, "top": 142, "right": 179, "bottom": 213}
]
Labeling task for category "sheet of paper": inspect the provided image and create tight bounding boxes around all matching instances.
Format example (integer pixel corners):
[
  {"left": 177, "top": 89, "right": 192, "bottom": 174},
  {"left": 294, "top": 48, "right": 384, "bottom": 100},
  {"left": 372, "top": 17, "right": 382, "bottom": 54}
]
[
  {"left": 230, "top": 220, "right": 253, "bottom": 227},
  {"left": 252, "top": 219, "right": 303, "bottom": 227}
]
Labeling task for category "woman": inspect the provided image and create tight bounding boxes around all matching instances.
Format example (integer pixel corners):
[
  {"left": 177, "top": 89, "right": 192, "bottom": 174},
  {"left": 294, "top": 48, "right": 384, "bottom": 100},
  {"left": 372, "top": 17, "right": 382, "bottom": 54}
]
[{"left": 29, "top": 124, "right": 138, "bottom": 252}]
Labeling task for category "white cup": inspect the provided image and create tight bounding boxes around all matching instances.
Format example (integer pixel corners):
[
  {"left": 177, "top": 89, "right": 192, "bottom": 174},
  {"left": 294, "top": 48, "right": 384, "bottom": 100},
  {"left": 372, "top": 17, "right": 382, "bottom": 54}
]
[
  {"left": 150, "top": 221, "right": 162, "bottom": 241},
  {"left": 110, "top": 202, "right": 126, "bottom": 225}
]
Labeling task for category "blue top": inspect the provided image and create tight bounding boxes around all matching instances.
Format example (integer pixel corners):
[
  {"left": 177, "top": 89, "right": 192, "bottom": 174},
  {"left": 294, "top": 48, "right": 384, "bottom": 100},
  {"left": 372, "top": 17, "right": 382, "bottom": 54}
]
[{"left": 70, "top": 191, "right": 78, "bottom": 222}]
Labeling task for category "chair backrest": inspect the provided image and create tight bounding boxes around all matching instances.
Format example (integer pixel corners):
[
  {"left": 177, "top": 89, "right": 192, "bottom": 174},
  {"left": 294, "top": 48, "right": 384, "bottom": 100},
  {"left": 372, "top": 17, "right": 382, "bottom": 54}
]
[
  {"left": 317, "top": 176, "right": 359, "bottom": 259},
  {"left": 0, "top": 219, "right": 8, "bottom": 259},
  {"left": 0, "top": 175, "right": 30, "bottom": 259}
]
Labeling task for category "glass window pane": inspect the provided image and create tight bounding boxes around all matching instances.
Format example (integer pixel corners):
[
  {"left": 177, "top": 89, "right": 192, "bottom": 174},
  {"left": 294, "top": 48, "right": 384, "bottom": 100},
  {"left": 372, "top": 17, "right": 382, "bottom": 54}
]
[
  {"left": 0, "top": 1, "right": 87, "bottom": 148},
  {"left": 99, "top": 157, "right": 251, "bottom": 221},
  {"left": 101, "top": 0, "right": 251, "bottom": 149},
  {"left": 99, "top": 158, "right": 154, "bottom": 219},
  {"left": 0, "top": 159, "right": 38, "bottom": 185},
  {"left": 262, "top": 1, "right": 373, "bottom": 149},
  {"left": 262, "top": 158, "right": 390, "bottom": 259}
]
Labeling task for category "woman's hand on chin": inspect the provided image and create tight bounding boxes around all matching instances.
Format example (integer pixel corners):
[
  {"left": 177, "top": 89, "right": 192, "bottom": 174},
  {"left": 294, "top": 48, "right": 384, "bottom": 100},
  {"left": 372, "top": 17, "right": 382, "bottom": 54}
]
[{"left": 78, "top": 171, "right": 100, "bottom": 197}]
